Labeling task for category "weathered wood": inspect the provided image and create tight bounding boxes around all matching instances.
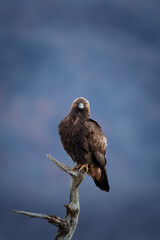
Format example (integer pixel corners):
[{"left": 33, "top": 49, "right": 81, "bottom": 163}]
[{"left": 13, "top": 154, "right": 87, "bottom": 240}]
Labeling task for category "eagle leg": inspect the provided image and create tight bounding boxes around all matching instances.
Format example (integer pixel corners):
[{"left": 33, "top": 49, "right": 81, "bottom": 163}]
[
  {"left": 72, "top": 164, "right": 83, "bottom": 171},
  {"left": 79, "top": 164, "right": 89, "bottom": 173},
  {"left": 72, "top": 164, "right": 88, "bottom": 173}
]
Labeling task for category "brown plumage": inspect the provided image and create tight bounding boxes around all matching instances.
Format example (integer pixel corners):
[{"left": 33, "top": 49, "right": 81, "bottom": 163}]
[{"left": 58, "top": 97, "right": 110, "bottom": 192}]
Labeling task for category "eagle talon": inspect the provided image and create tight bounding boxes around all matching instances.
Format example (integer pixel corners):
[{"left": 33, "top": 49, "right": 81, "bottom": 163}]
[
  {"left": 79, "top": 164, "right": 88, "bottom": 173},
  {"left": 72, "top": 164, "right": 83, "bottom": 171}
]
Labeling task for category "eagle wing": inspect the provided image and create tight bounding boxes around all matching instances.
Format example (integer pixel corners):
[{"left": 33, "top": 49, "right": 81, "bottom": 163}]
[{"left": 85, "top": 118, "right": 107, "bottom": 168}]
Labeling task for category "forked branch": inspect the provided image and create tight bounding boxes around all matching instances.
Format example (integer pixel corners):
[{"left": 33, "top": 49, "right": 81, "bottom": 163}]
[{"left": 13, "top": 154, "right": 87, "bottom": 240}]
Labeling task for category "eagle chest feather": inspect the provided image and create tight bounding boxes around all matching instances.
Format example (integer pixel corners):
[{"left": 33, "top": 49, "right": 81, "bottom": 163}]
[{"left": 58, "top": 117, "right": 89, "bottom": 163}]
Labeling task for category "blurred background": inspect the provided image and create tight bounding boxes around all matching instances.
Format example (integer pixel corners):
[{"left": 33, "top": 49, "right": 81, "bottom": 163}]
[{"left": 0, "top": 0, "right": 160, "bottom": 239}]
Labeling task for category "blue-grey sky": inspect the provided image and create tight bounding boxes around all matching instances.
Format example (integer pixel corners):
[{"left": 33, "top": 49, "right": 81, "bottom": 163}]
[{"left": 0, "top": 1, "right": 160, "bottom": 239}]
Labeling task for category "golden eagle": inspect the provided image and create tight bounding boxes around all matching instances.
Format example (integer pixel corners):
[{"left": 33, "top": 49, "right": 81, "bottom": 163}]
[{"left": 58, "top": 97, "right": 110, "bottom": 192}]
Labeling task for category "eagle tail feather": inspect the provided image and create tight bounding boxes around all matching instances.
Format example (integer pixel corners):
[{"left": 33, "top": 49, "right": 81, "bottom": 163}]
[{"left": 93, "top": 167, "right": 110, "bottom": 192}]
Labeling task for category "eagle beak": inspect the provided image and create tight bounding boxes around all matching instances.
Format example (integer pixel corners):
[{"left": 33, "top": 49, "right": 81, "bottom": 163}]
[{"left": 78, "top": 103, "right": 84, "bottom": 110}]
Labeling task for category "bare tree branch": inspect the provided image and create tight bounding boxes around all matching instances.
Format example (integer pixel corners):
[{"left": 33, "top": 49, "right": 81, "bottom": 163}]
[
  {"left": 13, "top": 154, "right": 88, "bottom": 240},
  {"left": 46, "top": 154, "right": 78, "bottom": 177},
  {"left": 12, "top": 210, "right": 69, "bottom": 230}
]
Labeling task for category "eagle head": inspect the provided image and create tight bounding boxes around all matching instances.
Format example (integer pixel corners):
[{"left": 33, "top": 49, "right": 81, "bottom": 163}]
[{"left": 70, "top": 97, "right": 90, "bottom": 117}]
